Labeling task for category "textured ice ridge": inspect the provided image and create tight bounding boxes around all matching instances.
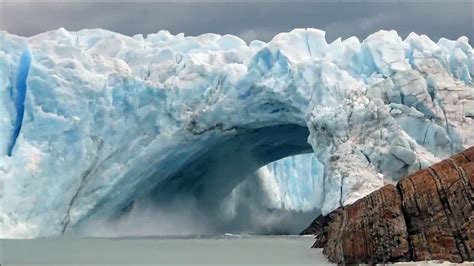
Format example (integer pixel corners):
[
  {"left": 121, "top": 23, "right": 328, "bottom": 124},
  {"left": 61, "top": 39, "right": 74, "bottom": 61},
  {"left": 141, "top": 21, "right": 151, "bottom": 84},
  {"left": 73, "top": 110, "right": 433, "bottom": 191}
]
[{"left": 1, "top": 28, "right": 473, "bottom": 238}]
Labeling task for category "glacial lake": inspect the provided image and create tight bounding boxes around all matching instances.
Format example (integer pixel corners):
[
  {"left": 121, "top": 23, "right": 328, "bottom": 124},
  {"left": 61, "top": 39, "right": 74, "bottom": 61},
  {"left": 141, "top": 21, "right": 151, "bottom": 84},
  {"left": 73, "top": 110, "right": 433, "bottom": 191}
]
[{"left": 0, "top": 235, "right": 330, "bottom": 265}]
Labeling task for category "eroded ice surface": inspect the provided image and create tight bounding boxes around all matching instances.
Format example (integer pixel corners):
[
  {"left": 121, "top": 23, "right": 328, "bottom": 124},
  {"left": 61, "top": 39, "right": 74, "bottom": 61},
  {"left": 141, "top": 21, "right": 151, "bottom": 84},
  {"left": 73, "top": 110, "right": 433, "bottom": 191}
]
[{"left": 1, "top": 28, "right": 473, "bottom": 238}]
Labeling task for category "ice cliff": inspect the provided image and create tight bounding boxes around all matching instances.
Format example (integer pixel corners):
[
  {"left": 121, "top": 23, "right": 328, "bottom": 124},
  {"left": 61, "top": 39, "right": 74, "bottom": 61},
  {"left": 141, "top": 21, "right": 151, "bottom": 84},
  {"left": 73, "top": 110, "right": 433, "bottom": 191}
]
[{"left": 1, "top": 28, "right": 473, "bottom": 238}]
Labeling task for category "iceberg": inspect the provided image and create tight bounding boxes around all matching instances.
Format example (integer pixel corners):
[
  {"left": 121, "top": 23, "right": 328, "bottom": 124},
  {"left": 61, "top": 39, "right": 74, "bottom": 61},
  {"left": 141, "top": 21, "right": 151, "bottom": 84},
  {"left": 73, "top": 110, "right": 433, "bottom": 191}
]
[{"left": 0, "top": 28, "right": 473, "bottom": 238}]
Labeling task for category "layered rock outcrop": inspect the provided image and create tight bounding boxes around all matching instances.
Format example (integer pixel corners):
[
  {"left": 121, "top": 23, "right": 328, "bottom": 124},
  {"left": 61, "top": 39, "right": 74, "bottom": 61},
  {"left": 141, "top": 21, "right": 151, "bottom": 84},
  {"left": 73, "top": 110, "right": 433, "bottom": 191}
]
[{"left": 303, "top": 146, "right": 474, "bottom": 264}]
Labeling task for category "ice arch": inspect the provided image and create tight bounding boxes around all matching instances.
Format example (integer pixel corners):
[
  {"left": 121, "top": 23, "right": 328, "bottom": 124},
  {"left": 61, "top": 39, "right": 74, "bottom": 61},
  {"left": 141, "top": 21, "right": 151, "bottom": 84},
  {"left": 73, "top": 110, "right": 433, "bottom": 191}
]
[
  {"left": 1, "top": 28, "right": 473, "bottom": 238},
  {"left": 145, "top": 124, "right": 312, "bottom": 208},
  {"left": 105, "top": 125, "right": 316, "bottom": 236}
]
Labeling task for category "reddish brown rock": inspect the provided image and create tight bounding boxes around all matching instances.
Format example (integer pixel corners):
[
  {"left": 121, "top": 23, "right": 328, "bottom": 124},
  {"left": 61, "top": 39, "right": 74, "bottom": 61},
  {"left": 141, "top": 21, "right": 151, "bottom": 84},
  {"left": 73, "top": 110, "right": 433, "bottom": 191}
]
[
  {"left": 322, "top": 185, "right": 410, "bottom": 263},
  {"left": 304, "top": 146, "right": 474, "bottom": 264}
]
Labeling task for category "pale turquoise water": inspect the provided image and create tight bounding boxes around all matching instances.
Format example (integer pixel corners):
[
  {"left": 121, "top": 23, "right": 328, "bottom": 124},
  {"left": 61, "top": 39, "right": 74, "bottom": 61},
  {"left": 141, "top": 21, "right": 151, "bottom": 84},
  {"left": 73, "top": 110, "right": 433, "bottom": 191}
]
[{"left": 0, "top": 235, "right": 330, "bottom": 265}]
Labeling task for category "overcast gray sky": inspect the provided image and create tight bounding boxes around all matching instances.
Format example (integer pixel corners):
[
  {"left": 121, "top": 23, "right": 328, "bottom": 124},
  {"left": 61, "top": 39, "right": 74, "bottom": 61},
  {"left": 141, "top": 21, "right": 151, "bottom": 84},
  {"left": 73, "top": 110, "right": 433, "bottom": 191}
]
[{"left": 1, "top": 1, "right": 473, "bottom": 43}]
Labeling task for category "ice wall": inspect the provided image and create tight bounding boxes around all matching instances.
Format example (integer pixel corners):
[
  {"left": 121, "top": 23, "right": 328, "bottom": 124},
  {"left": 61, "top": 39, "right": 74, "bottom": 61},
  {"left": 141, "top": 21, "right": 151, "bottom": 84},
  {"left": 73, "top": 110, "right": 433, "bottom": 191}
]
[{"left": 0, "top": 28, "right": 473, "bottom": 238}]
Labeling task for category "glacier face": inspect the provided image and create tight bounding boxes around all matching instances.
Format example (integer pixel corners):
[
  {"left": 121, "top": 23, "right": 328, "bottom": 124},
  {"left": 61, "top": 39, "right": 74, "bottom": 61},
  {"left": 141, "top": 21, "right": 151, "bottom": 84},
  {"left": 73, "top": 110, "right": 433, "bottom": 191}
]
[
  {"left": 0, "top": 28, "right": 473, "bottom": 238},
  {"left": 231, "top": 153, "right": 324, "bottom": 212},
  {"left": 216, "top": 154, "right": 323, "bottom": 234}
]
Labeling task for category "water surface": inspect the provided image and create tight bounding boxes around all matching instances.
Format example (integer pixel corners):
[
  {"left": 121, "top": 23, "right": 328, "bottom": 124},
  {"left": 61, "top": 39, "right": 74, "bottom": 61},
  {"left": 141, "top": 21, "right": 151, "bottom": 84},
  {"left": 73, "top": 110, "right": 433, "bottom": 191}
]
[{"left": 1, "top": 235, "right": 330, "bottom": 265}]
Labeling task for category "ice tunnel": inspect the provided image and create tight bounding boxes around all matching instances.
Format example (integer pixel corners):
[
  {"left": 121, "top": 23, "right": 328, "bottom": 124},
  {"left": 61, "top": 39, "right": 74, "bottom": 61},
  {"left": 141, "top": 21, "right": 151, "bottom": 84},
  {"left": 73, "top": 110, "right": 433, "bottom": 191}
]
[
  {"left": 99, "top": 124, "right": 319, "bottom": 236},
  {"left": 145, "top": 124, "right": 312, "bottom": 207},
  {"left": 1, "top": 28, "right": 473, "bottom": 238}
]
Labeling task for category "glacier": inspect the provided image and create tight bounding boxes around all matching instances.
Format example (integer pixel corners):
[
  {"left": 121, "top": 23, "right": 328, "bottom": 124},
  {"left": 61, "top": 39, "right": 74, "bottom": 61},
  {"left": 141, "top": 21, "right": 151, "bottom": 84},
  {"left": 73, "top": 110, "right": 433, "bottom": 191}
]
[
  {"left": 217, "top": 154, "right": 324, "bottom": 235},
  {"left": 0, "top": 28, "right": 473, "bottom": 238}
]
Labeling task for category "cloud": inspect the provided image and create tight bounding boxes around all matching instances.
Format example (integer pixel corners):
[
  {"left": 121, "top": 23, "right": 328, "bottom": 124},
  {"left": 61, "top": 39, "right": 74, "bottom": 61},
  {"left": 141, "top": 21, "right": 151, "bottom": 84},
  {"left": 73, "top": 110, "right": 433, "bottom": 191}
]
[
  {"left": 2, "top": 1, "right": 472, "bottom": 43},
  {"left": 238, "top": 28, "right": 279, "bottom": 43}
]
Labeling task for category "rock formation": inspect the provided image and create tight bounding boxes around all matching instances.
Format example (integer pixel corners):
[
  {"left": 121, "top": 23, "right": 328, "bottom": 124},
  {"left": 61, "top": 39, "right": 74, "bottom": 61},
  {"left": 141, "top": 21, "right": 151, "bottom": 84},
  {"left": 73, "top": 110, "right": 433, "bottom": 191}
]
[{"left": 303, "top": 146, "right": 474, "bottom": 264}]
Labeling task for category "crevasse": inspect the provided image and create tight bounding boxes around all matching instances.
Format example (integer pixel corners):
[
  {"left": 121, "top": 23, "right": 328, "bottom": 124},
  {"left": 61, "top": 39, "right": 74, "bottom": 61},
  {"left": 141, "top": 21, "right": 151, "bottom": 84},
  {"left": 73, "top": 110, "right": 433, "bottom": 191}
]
[{"left": 7, "top": 49, "right": 31, "bottom": 156}]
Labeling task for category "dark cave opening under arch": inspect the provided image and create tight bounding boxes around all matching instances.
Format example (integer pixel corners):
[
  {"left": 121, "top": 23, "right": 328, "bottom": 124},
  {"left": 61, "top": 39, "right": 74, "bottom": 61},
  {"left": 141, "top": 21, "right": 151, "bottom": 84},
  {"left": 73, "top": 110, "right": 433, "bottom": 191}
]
[
  {"left": 92, "top": 124, "right": 320, "bottom": 236},
  {"left": 148, "top": 124, "right": 313, "bottom": 209}
]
